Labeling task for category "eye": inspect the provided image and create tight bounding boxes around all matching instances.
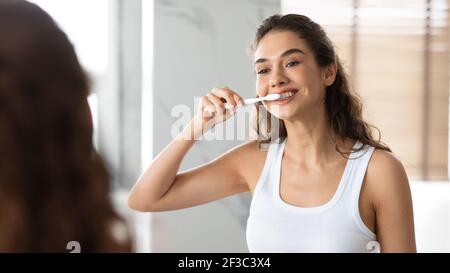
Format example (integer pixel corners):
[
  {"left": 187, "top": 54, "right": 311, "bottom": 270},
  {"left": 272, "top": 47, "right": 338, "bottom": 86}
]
[
  {"left": 257, "top": 68, "right": 270, "bottom": 75},
  {"left": 286, "top": 61, "right": 300, "bottom": 67}
]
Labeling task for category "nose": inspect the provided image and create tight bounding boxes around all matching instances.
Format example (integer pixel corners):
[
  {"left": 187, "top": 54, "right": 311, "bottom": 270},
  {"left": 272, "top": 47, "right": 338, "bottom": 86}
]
[
  {"left": 270, "top": 79, "right": 287, "bottom": 88},
  {"left": 269, "top": 69, "right": 289, "bottom": 88}
]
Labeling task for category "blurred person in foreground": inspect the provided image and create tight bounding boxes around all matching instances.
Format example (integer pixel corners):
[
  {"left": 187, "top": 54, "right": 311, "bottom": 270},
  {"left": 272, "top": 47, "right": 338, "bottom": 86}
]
[{"left": 0, "top": 0, "right": 131, "bottom": 252}]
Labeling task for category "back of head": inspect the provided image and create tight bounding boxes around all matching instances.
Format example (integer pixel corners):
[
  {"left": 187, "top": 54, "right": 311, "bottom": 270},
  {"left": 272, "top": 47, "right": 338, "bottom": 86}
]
[{"left": 0, "top": 0, "right": 131, "bottom": 252}]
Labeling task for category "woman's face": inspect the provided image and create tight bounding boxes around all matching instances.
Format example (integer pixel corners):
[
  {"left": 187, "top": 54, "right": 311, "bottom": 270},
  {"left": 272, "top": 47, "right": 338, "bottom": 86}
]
[{"left": 254, "top": 30, "right": 331, "bottom": 120}]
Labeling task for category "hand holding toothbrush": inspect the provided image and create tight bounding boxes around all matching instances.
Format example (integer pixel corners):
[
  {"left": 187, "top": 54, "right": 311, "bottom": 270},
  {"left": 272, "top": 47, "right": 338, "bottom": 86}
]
[
  {"left": 197, "top": 87, "right": 243, "bottom": 128},
  {"left": 193, "top": 87, "right": 286, "bottom": 136}
]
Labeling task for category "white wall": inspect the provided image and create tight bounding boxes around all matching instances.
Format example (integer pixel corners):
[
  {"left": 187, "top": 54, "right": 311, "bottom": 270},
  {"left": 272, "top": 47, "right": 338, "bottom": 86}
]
[{"left": 410, "top": 181, "right": 450, "bottom": 252}]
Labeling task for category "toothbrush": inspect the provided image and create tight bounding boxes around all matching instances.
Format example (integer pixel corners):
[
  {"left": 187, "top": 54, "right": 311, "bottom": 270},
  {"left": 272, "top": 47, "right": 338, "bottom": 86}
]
[
  {"left": 203, "top": 93, "right": 291, "bottom": 113},
  {"left": 225, "top": 93, "right": 294, "bottom": 109}
]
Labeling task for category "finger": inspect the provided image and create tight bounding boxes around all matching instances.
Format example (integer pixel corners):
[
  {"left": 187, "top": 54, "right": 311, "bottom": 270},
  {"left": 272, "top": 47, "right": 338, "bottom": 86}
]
[
  {"left": 200, "top": 96, "right": 216, "bottom": 117},
  {"left": 212, "top": 87, "right": 238, "bottom": 109},
  {"left": 233, "top": 93, "right": 245, "bottom": 107},
  {"left": 207, "top": 93, "right": 226, "bottom": 115}
]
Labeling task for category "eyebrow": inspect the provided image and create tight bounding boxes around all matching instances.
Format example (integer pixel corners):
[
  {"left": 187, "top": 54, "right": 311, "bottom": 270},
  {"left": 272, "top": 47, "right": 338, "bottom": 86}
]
[{"left": 254, "top": 48, "right": 306, "bottom": 65}]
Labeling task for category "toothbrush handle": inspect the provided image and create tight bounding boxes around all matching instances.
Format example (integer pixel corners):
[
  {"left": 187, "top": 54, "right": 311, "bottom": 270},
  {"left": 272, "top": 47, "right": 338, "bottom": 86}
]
[
  {"left": 225, "top": 98, "right": 263, "bottom": 109},
  {"left": 243, "top": 97, "right": 263, "bottom": 105},
  {"left": 223, "top": 98, "right": 261, "bottom": 110},
  {"left": 204, "top": 98, "right": 263, "bottom": 112}
]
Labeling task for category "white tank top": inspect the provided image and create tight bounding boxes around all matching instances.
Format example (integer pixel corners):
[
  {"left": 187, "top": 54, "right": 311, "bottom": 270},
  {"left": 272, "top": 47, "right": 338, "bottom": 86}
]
[{"left": 246, "top": 138, "right": 378, "bottom": 253}]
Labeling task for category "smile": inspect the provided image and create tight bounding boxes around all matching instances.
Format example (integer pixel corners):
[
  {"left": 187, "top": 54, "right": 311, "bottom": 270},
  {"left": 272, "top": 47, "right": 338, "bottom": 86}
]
[
  {"left": 276, "top": 90, "right": 298, "bottom": 100},
  {"left": 269, "top": 89, "right": 299, "bottom": 105}
]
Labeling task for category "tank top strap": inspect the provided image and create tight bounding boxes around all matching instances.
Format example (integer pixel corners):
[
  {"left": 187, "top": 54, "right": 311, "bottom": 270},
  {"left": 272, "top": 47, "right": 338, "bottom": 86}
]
[
  {"left": 345, "top": 142, "right": 376, "bottom": 238},
  {"left": 346, "top": 142, "right": 375, "bottom": 198},
  {"left": 251, "top": 138, "right": 286, "bottom": 203}
]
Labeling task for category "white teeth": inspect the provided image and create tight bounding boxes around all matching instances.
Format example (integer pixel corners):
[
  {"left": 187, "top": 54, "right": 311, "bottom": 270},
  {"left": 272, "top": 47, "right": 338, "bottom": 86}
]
[{"left": 279, "top": 91, "right": 296, "bottom": 99}]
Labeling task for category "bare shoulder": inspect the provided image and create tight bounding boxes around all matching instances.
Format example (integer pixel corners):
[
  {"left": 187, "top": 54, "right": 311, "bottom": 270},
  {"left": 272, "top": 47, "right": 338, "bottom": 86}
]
[
  {"left": 225, "top": 140, "right": 269, "bottom": 193},
  {"left": 367, "top": 149, "right": 406, "bottom": 176},
  {"left": 365, "top": 148, "right": 411, "bottom": 208},
  {"left": 366, "top": 149, "right": 407, "bottom": 182}
]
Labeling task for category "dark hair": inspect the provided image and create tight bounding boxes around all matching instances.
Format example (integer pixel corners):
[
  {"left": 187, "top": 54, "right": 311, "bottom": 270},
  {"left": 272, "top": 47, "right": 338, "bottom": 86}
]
[
  {"left": 0, "top": 0, "right": 131, "bottom": 252},
  {"left": 251, "top": 14, "right": 391, "bottom": 154}
]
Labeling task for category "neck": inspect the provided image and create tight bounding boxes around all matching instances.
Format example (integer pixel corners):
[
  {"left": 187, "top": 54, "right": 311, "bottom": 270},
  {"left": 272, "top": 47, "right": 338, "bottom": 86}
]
[{"left": 282, "top": 106, "right": 346, "bottom": 167}]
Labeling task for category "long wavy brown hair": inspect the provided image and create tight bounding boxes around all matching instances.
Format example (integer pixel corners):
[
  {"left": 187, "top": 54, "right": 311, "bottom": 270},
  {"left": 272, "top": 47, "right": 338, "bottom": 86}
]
[
  {"left": 251, "top": 14, "right": 391, "bottom": 154},
  {"left": 0, "top": 0, "right": 131, "bottom": 252}
]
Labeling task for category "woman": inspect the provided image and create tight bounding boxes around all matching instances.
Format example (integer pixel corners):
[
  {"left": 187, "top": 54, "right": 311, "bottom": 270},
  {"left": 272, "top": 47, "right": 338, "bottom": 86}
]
[
  {"left": 0, "top": 0, "right": 131, "bottom": 252},
  {"left": 129, "top": 14, "right": 416, "bottom": 253}
]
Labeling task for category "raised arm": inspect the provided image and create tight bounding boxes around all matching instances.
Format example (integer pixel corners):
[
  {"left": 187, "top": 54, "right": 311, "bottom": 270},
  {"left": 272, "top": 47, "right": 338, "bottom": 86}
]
[{"left": 128, "top": 87, "right": 250, "bottom": 212}]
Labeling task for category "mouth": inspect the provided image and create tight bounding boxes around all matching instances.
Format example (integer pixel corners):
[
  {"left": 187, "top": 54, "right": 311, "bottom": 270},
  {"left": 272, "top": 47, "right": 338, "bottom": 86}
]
[
  {"left": 269, "top": 89, "right": 299, "bottom": 105},
  {"left": 276, "top": 90, "right": 298, "bottom": 100}
]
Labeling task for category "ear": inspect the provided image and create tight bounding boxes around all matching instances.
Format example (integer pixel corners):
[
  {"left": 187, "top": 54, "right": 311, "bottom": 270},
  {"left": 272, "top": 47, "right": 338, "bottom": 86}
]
[{"left": 322, "top": 62, "right": 337, "bottom": 87}]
